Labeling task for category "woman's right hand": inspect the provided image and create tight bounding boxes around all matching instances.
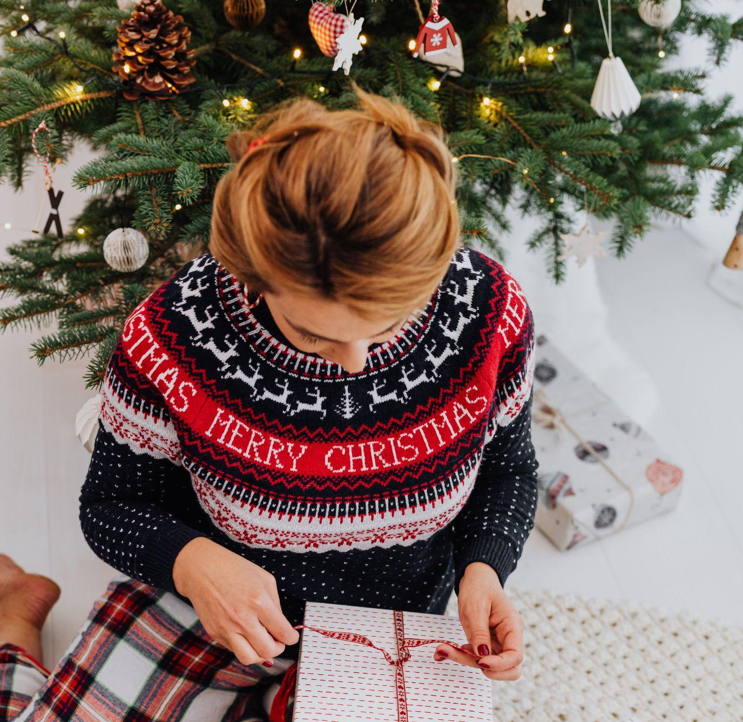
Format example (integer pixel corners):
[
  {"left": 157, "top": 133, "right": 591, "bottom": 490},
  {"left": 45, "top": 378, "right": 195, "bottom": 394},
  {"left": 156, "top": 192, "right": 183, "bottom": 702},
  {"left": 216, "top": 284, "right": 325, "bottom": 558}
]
[{"left": 172, "top": 537, "right": 300, "bottom": 666}]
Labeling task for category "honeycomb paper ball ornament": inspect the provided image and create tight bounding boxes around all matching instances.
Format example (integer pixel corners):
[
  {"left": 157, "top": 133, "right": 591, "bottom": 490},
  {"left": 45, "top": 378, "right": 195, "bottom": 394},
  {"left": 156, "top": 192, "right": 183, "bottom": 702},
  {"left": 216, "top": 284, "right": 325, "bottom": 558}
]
[
  {"left": 638, "top": 0, "right": 681, "bottom": 28},
  {"left": 103, "top": 227, "right": 150, "bottom": 272}
]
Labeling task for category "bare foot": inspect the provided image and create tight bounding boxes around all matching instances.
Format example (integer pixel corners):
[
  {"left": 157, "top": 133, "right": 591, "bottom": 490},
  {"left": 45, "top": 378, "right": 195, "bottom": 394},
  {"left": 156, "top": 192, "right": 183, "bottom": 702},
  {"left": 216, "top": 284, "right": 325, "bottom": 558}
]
[{"left": 0, "top": 554, "right": 60, "bottom": 665}]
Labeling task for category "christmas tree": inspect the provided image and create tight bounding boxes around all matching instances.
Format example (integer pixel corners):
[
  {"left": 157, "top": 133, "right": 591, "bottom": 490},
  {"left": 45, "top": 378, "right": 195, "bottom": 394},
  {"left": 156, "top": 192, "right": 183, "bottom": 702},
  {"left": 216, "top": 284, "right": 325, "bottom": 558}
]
[{"left": 1, "top": 0, "right": 742, "bottom": 387}]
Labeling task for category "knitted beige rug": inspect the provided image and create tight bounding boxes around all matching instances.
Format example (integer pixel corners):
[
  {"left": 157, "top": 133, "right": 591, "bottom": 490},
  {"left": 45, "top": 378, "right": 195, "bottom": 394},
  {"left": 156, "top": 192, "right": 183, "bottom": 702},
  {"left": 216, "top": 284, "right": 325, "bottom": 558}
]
[{"left": 443, "top": 587, "right": 743, "bottom": 722}]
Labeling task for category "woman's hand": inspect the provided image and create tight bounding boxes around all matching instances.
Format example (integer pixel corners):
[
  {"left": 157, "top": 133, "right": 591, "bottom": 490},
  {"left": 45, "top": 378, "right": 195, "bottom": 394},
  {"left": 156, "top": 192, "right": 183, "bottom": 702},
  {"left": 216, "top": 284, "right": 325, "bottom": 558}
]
[
  {"left": 434, "top": 562, "right": 524, "bottom": 681},
  {"left": 172, "top": 537, "right": 300, "bottom": 666}
]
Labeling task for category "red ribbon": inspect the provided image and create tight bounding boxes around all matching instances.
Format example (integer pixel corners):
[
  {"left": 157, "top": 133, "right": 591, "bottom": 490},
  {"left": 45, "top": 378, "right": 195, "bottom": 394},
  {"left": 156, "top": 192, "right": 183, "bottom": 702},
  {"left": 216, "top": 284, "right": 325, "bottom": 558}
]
[
  {"left": 245, "top": 134, "right": 269, "bottom": 155},
  {"left": 269, "top": 610, "right": 479, "bottom": 722}
]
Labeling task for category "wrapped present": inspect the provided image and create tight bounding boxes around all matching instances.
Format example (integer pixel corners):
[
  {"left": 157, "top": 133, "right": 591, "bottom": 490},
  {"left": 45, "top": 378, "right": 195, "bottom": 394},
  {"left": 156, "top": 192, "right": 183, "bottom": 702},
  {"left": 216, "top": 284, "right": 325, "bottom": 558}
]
[
  {"left": 531, "top": 334, "right": 684, "bottom": 551},
  {"left": 269, "top": 601, "right": 493, "bottom": 722}
]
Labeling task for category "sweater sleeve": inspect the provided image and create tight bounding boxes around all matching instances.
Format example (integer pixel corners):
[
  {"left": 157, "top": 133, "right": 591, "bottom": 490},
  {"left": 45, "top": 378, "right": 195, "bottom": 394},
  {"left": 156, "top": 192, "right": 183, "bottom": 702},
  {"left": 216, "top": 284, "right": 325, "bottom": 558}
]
[
  {"left": 79, "top": 321, "right": 204, "bottom": 594},
  {"left": 450, "top": 283, "right": 539, "bottom": 594}
]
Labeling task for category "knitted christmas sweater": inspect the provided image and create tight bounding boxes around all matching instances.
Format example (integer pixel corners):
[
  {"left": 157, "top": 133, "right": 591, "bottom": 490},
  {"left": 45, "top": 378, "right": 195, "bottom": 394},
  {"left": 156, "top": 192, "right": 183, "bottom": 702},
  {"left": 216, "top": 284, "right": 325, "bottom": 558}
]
[{"left": 79, "top": 245, "right": 539, "bottom": 661}]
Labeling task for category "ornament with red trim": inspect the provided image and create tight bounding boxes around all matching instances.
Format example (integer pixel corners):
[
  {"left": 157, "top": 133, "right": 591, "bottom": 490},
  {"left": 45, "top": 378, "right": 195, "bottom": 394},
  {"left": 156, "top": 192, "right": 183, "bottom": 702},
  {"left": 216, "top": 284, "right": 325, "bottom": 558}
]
[{"left": 411, "top": 1, "right": 458, "bottom": 59}]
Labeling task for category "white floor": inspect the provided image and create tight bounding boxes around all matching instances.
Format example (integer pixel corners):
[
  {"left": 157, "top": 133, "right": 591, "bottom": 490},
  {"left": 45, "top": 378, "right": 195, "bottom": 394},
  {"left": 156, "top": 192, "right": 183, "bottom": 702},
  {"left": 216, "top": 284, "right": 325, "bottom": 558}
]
[{"left": 1, "top": 226, "right": 742, "bottom": 668}]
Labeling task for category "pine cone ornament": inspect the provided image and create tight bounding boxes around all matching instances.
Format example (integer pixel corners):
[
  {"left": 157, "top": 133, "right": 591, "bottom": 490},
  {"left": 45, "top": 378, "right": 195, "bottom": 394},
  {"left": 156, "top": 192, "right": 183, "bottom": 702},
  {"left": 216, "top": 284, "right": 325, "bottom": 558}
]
[{"left": 113, "top": 0, "right": 196, "bottom": 101}]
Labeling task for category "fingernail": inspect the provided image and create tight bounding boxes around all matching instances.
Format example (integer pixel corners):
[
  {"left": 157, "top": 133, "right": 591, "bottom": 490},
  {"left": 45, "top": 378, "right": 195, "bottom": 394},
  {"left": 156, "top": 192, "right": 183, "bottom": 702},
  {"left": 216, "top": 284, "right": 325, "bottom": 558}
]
[
  {"left": 478, "top": 661, "right": 490, "bottom": 670},
  {"left": 434, "top": 651, "right": 448, "bottom": 661},
  {"left": 262, "top": 660, "right": 274, "bottom": 667},
  {"left": 478, "top": 644, "right": 490, "bottom": 657}
]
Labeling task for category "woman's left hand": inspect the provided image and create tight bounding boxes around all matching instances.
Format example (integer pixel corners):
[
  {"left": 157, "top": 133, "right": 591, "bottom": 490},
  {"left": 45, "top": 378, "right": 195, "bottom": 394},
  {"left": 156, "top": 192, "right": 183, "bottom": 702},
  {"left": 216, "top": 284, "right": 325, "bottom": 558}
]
[{"left": 434, "top": 561, "right": 524, "bottom": 681}]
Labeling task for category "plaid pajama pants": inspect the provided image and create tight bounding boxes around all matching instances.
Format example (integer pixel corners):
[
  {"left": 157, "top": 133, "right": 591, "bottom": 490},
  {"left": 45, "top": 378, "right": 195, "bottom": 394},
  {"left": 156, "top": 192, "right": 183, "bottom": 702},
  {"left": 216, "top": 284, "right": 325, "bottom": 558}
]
[{"left": 0, "top": 576, "right": 295, "bottom": 722}]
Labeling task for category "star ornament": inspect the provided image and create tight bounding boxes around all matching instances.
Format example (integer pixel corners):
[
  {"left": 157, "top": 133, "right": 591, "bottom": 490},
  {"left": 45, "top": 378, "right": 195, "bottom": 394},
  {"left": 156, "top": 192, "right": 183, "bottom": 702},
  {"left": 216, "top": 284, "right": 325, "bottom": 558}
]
[
  {"left": 332, "top": 13, "right": 365, "bottom": 75},
  {"left": 558, "top": 223, "right": 609, "bottom": 268}
]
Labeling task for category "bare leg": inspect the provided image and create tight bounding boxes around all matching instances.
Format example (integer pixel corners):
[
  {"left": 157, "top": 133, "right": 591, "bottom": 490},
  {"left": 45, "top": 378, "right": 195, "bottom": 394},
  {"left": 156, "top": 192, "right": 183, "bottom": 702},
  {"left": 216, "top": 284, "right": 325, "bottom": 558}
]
[{"left": 0, "top": 554, "right": 60, "bottom": 666}]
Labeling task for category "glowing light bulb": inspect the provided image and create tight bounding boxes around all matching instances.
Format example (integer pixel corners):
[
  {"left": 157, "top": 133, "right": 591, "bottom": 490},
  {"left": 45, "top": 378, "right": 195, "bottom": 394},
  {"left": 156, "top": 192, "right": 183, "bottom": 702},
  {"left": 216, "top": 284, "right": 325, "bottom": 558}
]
[
  {"left": 549, "top": 197, "right": 555, "bottom": 203},
  {"left": 482, "top": 96, "right": 491, "bottom": 106},
  {"left": 222, "top": 99, "right": 230, "bottom": 107},
  {"left": 75, "top": 84, "right": 83, "bottom": 93},
  {"left": 548, "top": 46, "right": 554, "bottom": 53},
  {"left": 561, "top": 150, "right": 568, "bottom": 156},
  {"left": 10, "top": 30, "right": 17, "bottom": 37},
  {"left": 21, "top": 13, "right": 29, "bottom": 21},
  {"left": 564, "top": 23, "right": 572, "bottom": 34},
  {"left": 318, "top": 85, "right": 326, "bottom": 93},
  {"left": 293, "top": 48, "right": 302, "bottom": 60},
  {"left": 518, "top": 55, "right": 526, "bottom": 64},
  {"left": 59, "top": 31, "right": 66, "bottom": 38},
  {"left": 673, "top": 91, "right": 679, "bottom": 98},
  {"left": 548, "top": 53, "right": 555, "bottom": 61},
  {"left": 359, "top": 34, "right": 367, "bottom": 45},
  {"left": 658, "top": 49, "right": 666, "bottom": 58},
  {"left": 4, "top": 223, "right": 11, "bottom": 229},
  {"left": 123, "top": 63, "right": 131, "bottom": 73},
  {"left": 522, "top": 167, "right": 529, "bottom": 175},
  {"left": 174, "top": 203, "right": 182, "bottom": 210},
  {"left": 240, "top": 98, "right": 250, "bottom": 108},
  {"left": 408, "top": 39, "right": 417, "bottom": 51},
  {"left": 430, "top": 78, "right": 441, "bottom": 91},
  {"left": 77, "top": 227, "right": 85, "bottom": 235},
  {"left": 451, "top": 156, "right": 459, "bottom": 163}
]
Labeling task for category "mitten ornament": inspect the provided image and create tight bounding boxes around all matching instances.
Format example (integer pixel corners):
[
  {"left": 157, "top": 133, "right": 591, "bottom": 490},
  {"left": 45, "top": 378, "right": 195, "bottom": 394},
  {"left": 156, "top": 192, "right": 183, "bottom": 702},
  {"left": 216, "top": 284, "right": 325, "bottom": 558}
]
[
  {"left": 113, "top": 0, "right": 196, "bottom": 101},
  {"left": 411, "top": 1, "right": 458, "bottom": 58}
]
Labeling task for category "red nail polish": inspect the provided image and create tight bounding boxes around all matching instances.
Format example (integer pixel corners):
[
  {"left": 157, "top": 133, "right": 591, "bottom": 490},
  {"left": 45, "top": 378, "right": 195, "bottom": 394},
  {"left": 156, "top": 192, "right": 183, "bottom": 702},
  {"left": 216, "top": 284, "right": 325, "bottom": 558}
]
[
  {"left": 434, "top": 651, "right": 448, "bottom": 661},
  {"left": 262, "top": 660, "right": 274, "bottom": 667},
  {"left": 478, "top": 644, "right": 490, "bottom": 657},
  {"left": 478, "top": 661, "right": 490, "bottom": 670}
]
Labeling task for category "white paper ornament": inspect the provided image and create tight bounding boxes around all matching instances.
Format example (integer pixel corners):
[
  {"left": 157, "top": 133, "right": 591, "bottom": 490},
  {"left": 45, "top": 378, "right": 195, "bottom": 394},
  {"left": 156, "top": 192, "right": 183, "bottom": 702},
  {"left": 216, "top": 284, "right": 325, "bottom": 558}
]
[
  {"left": 103, "top": 227, "right": 149, "bottom": 272},
  {"left": 507, "top": 0, "right": 547, "bottom": 23},
  {"left": 75, "top": 393, "right": 102, "bottom": 453},
  {"left": 332, "top": 12, "right": 365, "bottom": 75},
  {"left": 558, "top": 223, "right": 609, "bottom": 267},
  {"left": 638, "top": 0, "right": 681, "bottom": 28},
  {"left": 418, "top": 31, "right": 464, "bottom": 76},
  {"left": 590, "top": 55, "right": 641, "bottom": 121}
]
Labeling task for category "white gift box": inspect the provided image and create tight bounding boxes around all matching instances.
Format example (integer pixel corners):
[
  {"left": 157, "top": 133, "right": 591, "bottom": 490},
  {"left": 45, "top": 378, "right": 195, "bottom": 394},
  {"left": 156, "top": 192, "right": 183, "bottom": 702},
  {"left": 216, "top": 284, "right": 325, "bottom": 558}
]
[
  {"left": 291, "top": 601, "right": 493, "bottom": 722},
  {"left": 531, "top": 335, "right": 684, "bottom": 551}
]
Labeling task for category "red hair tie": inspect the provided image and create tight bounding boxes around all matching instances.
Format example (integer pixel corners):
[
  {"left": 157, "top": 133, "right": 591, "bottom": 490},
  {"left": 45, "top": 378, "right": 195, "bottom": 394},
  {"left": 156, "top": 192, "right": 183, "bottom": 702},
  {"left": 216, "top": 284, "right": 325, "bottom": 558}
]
[{"left": 245, "top": 135, "right": 269, "bottom": 155}]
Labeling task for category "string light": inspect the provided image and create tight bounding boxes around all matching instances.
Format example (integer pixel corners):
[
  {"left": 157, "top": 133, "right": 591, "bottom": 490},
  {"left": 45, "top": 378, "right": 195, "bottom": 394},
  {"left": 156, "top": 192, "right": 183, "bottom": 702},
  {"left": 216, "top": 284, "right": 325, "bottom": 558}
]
[
  {"left": 318, "top": 84, "right": 327, "bottom": 93},
  {"left": 75, "top": 84, "right": 83, "bottom": 93},
  {"left": 561, "top": 150, "right": 568, "bottom": 156},
  {"left": 564, "top": 22, "right": 572, "bottom": 34},
  {"left": 548, "top": 46, "right": 554, "bottom": 53},
  {"left": 451, "top": 156, "right": 459, "bottom": 163},
  {"left": 672, "top": 91, "right": 679, "bottom": 99},
  {"left": 240, "top": 97, "right": 250, "bottom": 108},
  {"left": 10, "top": 29, "right": 17, "bottom": 37},
  {"left": 408, "top": 39, "right": 417, "bottom": 51},
  {"left": 222, "top": 98, "right": 230, "bottom": 106},
  {"left": 3, "top": 223, "right": 10, "bottom": 229},
  {"left": 482, "top": 96, "right": 491, "bottom": 106},
  {"left": 658, "top": 49, "right": 666, "bottom": 58},
  {"left": 549, "top": 197, "right": 555, "bottom": 203},
  {"left": 518, "top": 55, "right": 526, "bottom": 64},
  {"left": 77, "top": 227, "right": 85, "bottom": 235},
  {"left": 548, "top": 51, "right": 555, "bottom": 61},
  {"left": 174, "top": 203, "right": 182, "bottom": 210},
  {"left": 359, "top": 34, "right": 367, "bottom": 45},
  {"left": 21, "top": 13, "right": 29, "bottom": 21},
  {"left": 58, "top": 31, "right": 65, "bottom": 38},
  {"left": 123, "top": 63, "right": 131, "bottom": 73},
  {"left": 292, "top": 48, "right": 302, "bottom": 59},
  {"left": 522, "top": 167, "right": 529, "bottom": 175}
]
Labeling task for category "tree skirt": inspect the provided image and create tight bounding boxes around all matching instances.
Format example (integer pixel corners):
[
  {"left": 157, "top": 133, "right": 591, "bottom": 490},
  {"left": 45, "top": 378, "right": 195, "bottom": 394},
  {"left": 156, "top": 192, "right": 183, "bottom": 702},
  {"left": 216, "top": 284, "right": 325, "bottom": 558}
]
[{"left": 446, "top": 586, "right": 742, "bottom": 722}]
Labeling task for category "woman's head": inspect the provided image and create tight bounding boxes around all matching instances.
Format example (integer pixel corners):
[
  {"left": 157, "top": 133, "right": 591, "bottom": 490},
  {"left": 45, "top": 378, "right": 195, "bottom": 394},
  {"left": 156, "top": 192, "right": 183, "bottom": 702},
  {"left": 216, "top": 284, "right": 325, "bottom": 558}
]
[{"left": 209, "top": 84, "right": 461, "bottom": 372}]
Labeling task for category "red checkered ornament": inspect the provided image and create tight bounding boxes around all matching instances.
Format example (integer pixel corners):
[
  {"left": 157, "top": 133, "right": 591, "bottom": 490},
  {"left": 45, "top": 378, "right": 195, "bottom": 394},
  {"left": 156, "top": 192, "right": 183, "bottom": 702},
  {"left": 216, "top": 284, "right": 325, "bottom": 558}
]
[{"left": 308, "top": 1, "right": 349, "bottom": 57}]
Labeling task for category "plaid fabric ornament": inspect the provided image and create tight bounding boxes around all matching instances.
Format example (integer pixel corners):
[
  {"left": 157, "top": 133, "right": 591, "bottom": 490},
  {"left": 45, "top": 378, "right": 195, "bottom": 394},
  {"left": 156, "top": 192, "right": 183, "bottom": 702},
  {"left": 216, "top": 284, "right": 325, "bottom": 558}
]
[{"left": 308, "top": 1, "right": 349, "bottom": 57}]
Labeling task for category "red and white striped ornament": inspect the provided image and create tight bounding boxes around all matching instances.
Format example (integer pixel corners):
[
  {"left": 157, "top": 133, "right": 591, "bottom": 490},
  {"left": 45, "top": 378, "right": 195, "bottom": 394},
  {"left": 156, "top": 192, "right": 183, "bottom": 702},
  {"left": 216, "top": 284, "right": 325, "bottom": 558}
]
[{"left": 308, "top": 2, "right": 349, "bottom": 57}]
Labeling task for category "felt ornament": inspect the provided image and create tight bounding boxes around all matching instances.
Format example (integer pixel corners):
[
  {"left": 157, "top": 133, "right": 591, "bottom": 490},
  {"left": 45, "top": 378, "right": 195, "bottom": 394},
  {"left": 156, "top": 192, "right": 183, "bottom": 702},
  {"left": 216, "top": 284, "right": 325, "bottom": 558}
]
[
  {"left": 558, "top": 223, "right": 609, "bottom": 268},
  {"left": 412, "top": 1, "right": 458, "bottom": 58},
  {"left": 507, "top": 0, "right": 547, "bottom": 24},
  {"left": 418, "top": 30, "right": 464, "bottom": 76},
  {"left": 332, "top": 12, "right": 365, "bottom": 74}
]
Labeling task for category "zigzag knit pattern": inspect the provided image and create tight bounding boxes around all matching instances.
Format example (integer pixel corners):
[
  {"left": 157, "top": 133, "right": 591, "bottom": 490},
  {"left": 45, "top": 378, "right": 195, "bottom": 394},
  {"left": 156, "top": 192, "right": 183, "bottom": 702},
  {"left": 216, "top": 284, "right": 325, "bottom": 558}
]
[{"left": 79, "top": 245, "right": 540, "bottom": 655}]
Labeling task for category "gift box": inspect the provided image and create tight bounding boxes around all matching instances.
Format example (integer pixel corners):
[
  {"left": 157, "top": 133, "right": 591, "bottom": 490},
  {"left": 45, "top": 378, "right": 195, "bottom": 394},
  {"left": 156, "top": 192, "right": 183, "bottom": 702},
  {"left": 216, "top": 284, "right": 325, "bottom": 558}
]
[
  {"left": 285, "top": 601, "right": 493, "bottom": 722},
  {"left": 531, "top": 334, "right": 684, "bottom": 551}
]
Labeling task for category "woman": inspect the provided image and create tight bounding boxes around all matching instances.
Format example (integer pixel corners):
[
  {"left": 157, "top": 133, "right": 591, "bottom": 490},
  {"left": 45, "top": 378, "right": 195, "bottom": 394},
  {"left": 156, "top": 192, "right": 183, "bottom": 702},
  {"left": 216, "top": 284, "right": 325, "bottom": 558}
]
[{"left": 0, "top": 86, "right": 539, "bottom": 722}]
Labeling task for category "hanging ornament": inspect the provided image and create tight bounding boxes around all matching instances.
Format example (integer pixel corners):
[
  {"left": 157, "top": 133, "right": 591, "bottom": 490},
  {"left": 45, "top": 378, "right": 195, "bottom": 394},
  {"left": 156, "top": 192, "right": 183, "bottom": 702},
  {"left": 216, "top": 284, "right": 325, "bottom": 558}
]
[
  {"left": 638, "top": 0, "right": 681, "bottom": 28},
  {"left": 412, "top": 1, "right": 459, "bottom": 59},
  {"left": 223, "top": 0, "right": 265, "bottom": 30},
  {"left": 75, "top": 394, "right": 102, "bottom": 453},
  {"left": 112, "top": 0, "right": 196, "bottom": 101},
  {"left": 591, "top": 0, "right": 641, "bottom": 121},
  {"left": 332, "top": 13, "right": 365, "bottom": 75},
  {"left": 31, "top": 121, "right": 64, "bottom": 239},
  {"left": 103, "top": 227, "right": 150, "bottom": 271},
  {"left": 417, "top": 30, "right": 464, "bottom": 76},
  {"left": 507, "top": 0, "right": 547, "bottom": 24},
  {"left": 558, "top": 223, "right": 609, "bottom": 268},
  {"left": 308, "top": 2, "right": 350, "bottom": 57},
  {"left": 722, "top": 211, "right": 743, "bottom": 270}
]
